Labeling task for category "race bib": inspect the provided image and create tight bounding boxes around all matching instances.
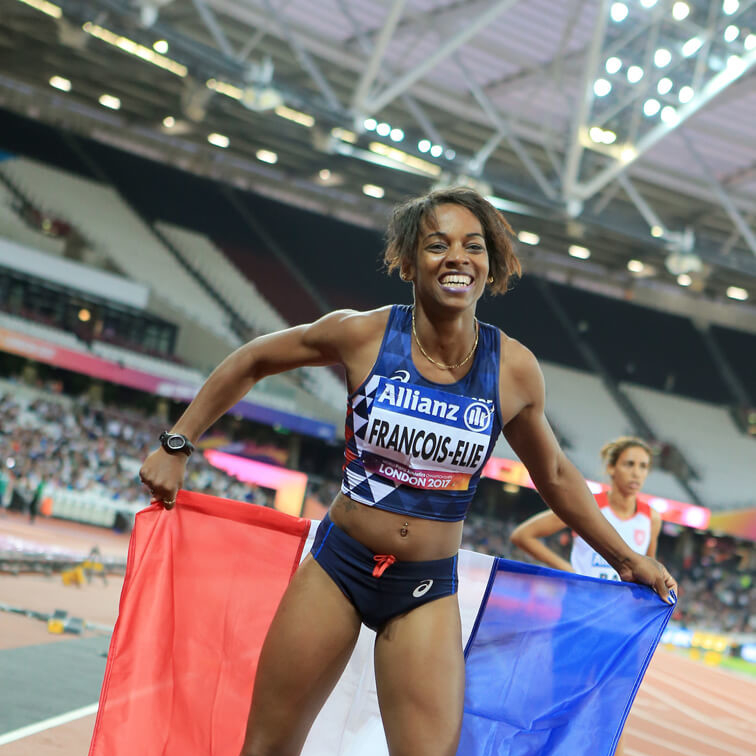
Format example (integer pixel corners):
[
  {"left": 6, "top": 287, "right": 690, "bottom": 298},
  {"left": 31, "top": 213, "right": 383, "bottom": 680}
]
[{"left": 356, "top": 377, "right": 494, "bottom": 491}]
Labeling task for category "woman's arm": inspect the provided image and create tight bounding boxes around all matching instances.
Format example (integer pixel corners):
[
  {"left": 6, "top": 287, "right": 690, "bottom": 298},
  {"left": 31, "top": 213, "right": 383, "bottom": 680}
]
[
  {"left": 510, "top": 510, "right": 573, "bottom": 572},
  {"left": 502, "top": 344, "right": 677, "bottom": 601},
  {"left": 139, "top": 310, "right": 360, "bottom": 506}
]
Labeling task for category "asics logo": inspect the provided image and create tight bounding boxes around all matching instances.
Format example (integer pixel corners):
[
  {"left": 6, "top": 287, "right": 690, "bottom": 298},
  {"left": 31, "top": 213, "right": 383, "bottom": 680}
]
[{"left": 412, "top": 579, "right": 434, "bottom": 598}]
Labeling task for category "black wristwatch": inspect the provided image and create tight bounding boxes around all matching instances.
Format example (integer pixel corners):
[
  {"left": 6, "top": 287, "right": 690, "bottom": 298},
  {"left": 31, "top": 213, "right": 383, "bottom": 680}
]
[{"left": 159, "top": 431, "right": 195, "bottom": 457}]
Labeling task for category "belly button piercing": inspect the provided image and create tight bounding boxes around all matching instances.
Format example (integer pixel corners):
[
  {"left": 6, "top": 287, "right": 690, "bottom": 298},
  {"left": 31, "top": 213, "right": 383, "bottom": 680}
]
[{"left": 400, "top": 522, "right": 409, "bottom": 537}]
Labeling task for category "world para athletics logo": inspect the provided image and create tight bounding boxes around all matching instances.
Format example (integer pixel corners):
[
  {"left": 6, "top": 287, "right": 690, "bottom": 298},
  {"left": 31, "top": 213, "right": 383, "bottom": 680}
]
[{"left": 463, "top": 401, "right": 492, "bottom": 432}]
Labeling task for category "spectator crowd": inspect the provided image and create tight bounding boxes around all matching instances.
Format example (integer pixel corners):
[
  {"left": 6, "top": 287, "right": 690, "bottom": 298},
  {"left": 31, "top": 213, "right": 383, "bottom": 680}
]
[{"left": 0, "top": 379, "right": 752, "bottom": 638}]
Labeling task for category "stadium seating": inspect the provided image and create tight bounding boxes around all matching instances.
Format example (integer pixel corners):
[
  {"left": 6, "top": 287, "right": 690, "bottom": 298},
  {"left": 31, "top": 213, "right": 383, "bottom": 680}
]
[
  {"left": 0, "top": 157, "right": 240, "bottom": 346},
  {"left": 622, "top": 383, "right": 756, "bottom": 510},
  {"left": 0, "top": 179, "right": 66, "bottom": 256}
]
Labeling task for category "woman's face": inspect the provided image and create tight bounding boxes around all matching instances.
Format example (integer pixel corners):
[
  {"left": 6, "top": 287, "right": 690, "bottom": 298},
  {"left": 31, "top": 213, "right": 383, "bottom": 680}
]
[
  {"left": 405, "top": 203, "right": 489, "bottom": 313},
  {"left": 608, "top": 446, "right": 651, "bottom": 496}
]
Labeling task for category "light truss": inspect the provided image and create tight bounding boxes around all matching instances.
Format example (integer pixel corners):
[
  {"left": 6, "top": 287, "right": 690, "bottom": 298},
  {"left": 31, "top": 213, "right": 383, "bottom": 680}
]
[
  {"left": 566, "top": 0, "right": 756, "bottom": 203},
  {"left": 350, "top": 0, "right": 407, "bottom": 115},
  {"left": 364, "top": 0, "right": 522, "bottom": 114}
]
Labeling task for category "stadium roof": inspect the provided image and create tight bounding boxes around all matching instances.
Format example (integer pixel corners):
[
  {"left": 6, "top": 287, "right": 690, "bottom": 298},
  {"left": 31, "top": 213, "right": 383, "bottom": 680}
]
[{"left": 2, "top": 0, "right": 756, "bottom": 310}]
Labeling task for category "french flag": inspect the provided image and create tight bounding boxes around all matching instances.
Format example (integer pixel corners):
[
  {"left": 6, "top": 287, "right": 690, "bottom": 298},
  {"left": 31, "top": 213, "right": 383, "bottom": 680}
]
[{"left": 88, "top": 491, "right": 673, "bottom": 756}]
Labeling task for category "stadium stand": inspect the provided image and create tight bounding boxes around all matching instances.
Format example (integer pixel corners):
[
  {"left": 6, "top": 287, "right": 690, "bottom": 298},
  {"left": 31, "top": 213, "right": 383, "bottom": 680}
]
[
  {"left": 0, "top": 157, "right": 240, "bottom": 345},
  {"left": 622, "top": 383, "right": 756, "bottom": 510}
]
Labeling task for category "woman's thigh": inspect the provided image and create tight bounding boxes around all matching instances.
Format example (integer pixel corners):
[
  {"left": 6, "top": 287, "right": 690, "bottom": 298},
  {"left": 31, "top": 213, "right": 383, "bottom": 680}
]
[
  {"left": 373, "top": 594, "right": 465, "bottom": 756},
  {"left": 241, "top": 555, "right": 362, "bottom": 756}
]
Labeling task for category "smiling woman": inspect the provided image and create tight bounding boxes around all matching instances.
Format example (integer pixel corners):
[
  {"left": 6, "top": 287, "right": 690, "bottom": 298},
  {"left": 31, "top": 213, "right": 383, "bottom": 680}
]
[{"left": 138, "top": 186, "right": 677, "bottom": 756}]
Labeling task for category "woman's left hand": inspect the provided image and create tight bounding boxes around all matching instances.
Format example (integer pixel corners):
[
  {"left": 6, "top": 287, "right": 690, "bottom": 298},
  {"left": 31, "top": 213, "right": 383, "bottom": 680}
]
[{"left": 618, "top": 555, "right": 678, "bottom": 604}]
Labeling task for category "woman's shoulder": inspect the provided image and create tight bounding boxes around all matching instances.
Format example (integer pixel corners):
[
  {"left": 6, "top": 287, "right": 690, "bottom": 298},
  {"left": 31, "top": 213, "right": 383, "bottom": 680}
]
[
  {"left": 495, "top": 330, "right": 539, "bottom": 374},
  {"left": 308, "top": 306, "right": 394, "bottom": 346}
]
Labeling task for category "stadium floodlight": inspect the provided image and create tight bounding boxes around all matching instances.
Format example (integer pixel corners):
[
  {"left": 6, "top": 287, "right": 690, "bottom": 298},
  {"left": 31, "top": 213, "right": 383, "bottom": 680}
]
[
  {"left": 49, "top": 75, "right": 71, "bottom": 92},
  {"left": 418, "top": 139, "right": 431, "bottom": 153},
  {"left": 430, "top": 144, "right": 444, "bottom": 158},
  {"left": 376, "top": 122, "right": 391, "bottom": 137},
  {"left": 256, "top": 149, "right": 277, "bottom": 163},
  {"left": 726, "top": 286, "right": 748, "bottom": 300},
  {"left": 602, "top": 130, "right": 617, "bottom": 144},
  {"left": 207, "top": 133, "right": 229, "bottom": 148},
  {"left": 153, "top": 40, "right": 168, "bottom": 54},
  {"left": 389, "top": 128, "right": 404, "bottom": 142},
  {"left": 745, "top": 34, "right": 756, "bottom": 51},
  {"left": 162, "top": 116, "right": 175, "bottom": 128},
  {"left": 606, "top": 57, "right": 622, "bottom": 74},
  {"left": 640, "top": 0, "right": 658, "bottom": 7},
  {"left": 362, "top": 183, "right": 385, "bottom": 199},
  {"left": 682, "top": 37, "right": 703, "bottom": 57},
  {"left": 98, "top": 93, "right": 121, "bottom": 110},
  {"left": 83, "top": 23, "right": 187, "bottom": 77},
  {"left": 620, "top": 146, "right": 637, "bottom": 163},
  {"left": 627, "top": 65, "right": 644, "bottom": 83},
  {"left": 678, "top": 86, "right": 694, "bottom": 103},
  {"left": 627, "top": 259, "right": 645, "bottom": 273},
  {"left": 517, "top": 231, "right": 540, "bottom": 245},
  {"left": 594, "top": 78, "right": 612, "bottom": 96},
  {"left": 677, "top": 274, "right": 692, "bottom": 286},
  {"left": 654, "top": 48, "right": 672, "bottom": 67},
  {"left": 17, "top": 0, "right": 61, "bottom": 18},
  {"left": 643, "top": 99, "right": 661, "bottom": 117},
  {"left": 723, "top": 0, "right": 739, "bottom": 15},
  {"left": 657, "top": 77, "right": 673, "bottom": 95},
  {"left": 661, "top": 106, "right": 679, "bottom": 124},
  {"left": 672, "top": 2, "right": 690, "bottom": 21},
  {"left": 368, "top": 143, "right": 441, "bottom": 177},
  {"left": 275, "top": 106, "right": 314, "bottom": 128},
  {"left": 650, "top": 225, "right": 664, "bottom": 237},
  {"left": 610, "top": 2, "right": 629, "bottom": 22},
  {"left": 568, "top": 245, "right": 591, "bottom": 259},
  {"left": 318, "top": 169, "right": 331, "bottom": 180},
  {"left": 724, "top": 25, "right": 739, "bottom": 43},
  {"left": 331, "top": 127, "right": 357, "bottom": 144},
  {"left": 363, "top": 118, "right": 377, "bottom": 131}
]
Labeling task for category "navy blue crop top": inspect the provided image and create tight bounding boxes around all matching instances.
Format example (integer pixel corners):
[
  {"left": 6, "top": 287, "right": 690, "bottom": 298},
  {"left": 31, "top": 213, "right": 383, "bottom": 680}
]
[{"left": 341, "top": 305, "right": 503, "bottom": 522}]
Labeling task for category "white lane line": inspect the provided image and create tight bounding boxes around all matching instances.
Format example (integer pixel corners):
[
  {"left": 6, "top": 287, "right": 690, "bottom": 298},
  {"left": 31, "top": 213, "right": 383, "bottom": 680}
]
[
  {"left": 641, "top": 681, "right": 754, "bottom": 743},
  {"left": 0, "top": 703, "right": 98, "bottom": 745},
  {"left": 642, "top": 674, "right": 755, "bottom": 721},
  {"left": 629, "top": 705, "right": 753, "bottom": 756},
  {"left": 629, "top": 727, "right": 734, "bottom": 756}
]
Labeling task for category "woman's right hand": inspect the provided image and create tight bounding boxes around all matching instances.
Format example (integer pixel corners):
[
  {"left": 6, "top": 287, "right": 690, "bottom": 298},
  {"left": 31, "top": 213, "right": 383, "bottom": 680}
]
[{"left": 138, "top": 449, "right": 187, "bottom": 509}]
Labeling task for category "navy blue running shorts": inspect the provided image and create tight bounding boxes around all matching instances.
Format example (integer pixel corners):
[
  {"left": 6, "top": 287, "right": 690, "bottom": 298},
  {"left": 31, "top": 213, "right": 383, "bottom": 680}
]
[{"left": 310, "top": 513, "right": 458, "bottom": 631}]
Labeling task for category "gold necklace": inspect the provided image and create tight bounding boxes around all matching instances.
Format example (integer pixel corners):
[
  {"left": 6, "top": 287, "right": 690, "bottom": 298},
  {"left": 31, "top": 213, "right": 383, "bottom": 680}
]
[{"left": 412, "top": 307, "right": 479, "bottom": 370}]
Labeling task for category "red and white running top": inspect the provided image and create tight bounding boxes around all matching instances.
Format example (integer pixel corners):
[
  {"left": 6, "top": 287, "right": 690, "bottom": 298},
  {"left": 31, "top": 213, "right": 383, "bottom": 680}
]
[{"left": 570, "top": 491, "right": 652, "bottom": 581}]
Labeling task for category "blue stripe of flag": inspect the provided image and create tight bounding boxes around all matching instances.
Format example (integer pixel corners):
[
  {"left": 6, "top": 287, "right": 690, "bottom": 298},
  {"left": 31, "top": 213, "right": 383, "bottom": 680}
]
[{"left": 459, "top": 558, "right": 675, "bottom": 756}]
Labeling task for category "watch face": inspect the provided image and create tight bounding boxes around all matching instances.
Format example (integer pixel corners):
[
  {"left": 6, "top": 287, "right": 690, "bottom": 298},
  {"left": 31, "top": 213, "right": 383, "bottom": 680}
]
[{"left": 167, "top": 436, "right": 184, "bottom": 450}]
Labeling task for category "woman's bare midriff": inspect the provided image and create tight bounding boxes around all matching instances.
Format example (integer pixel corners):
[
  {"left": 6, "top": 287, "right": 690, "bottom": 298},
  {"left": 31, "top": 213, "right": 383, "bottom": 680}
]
[{"left": 328, "top": 492, "right": 464, "bottom": 561}]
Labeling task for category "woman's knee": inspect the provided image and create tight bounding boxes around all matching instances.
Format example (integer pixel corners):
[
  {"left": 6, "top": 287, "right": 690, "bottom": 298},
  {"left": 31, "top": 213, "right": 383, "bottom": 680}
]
[{"left": 239, "top": 731, "right": 302, "bottom": 756}]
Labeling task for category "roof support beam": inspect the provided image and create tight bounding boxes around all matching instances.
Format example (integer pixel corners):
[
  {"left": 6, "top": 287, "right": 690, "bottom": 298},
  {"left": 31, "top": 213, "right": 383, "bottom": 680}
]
[
  {"left": 190, "top": 0, "right": 237, "bottom": 59},
  {"left": 573, "top": 46, "right": 756, "bottom": 202},
  {"left": 458, "top": 56, "right": 557, "bottom": 200},
  {"left": 617, "top": 175, "right": 667, "bottom": 236},
  {"left": 364, "top": 0, "right": 521, "bottom": 115},
  {"left": 681, "top": 131, "right": 756, "bottom": 257},
  {"left": 561, "top": 0, "right": 609, "bottom": 203},
  {"left": 260, "top": 0, "right": 343, "bottom": 112},
  {"left": 335, "top": 0, "right": 444, "bottom": 143},
  {"left": 350, "top": 0, "right": 407, "bottom": 115}
]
